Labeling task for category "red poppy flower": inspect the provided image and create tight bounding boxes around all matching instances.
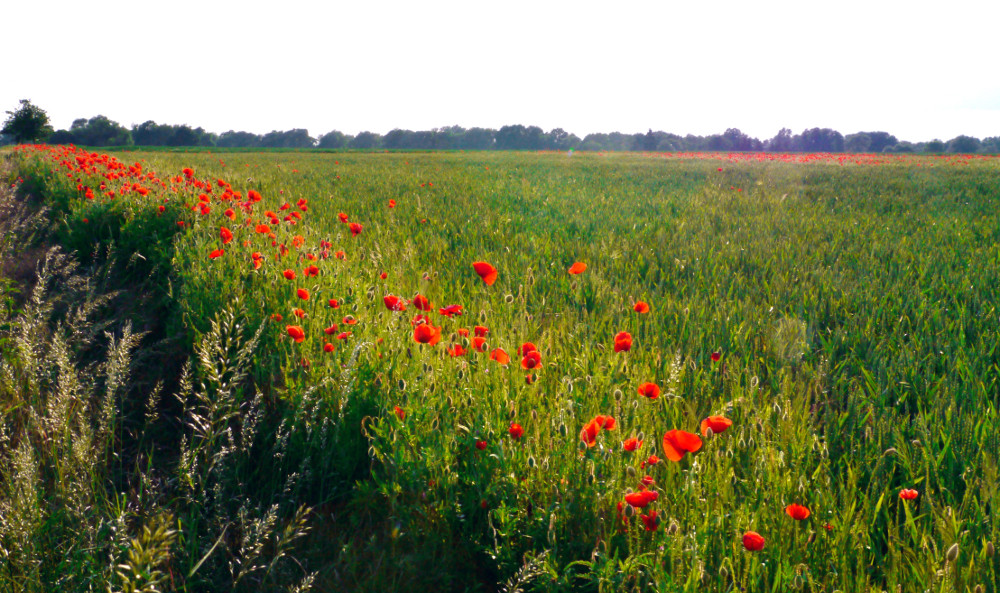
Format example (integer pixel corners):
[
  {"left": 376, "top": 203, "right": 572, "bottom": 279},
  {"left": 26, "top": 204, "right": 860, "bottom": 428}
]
[
  {"left": 182, "top": 167, "right": 194, "bottom": 177},
  {"left": 641, "top": 455, "right": 660, "bottom": 468},
  {"left": 624, "top": 489, "right": 658, "bottom": 509},
  {"left": 293, "top": 308, "right": 306, "bottom": 318},
  {"left": 596, "top": 415, "right": 616, "bottom": 430},
  {"left": 388, "top": 199, "right": 396, "bottom": 208},
  {"left": 490, "top": 348, "right": 510, "bottom": 365},
  {"left": 297, "top": 288, "right": 310, "bottom": 300},
  {"left": 899, "top": 489, "right": 919, "bottom": 500},
  {"left": 711, "top": 351, "right": 722, "bottom": 362},
  {"left": 508, "top": 423, "right": 524, "bottom": 439},
  {"left": 338, "top": 212, "right": 349, "bottom": 222},
  {"left": 224, "top": 208, "right": 236, "bottom": 220},
  {"left": 283, "top": 269, "right": 296, "bottom": 281},
  {"left": 334, "top": 251, "right": 346, "bottom": 260},
  {"left": 471, "top": 336, "right": 487, "bottom": 352},
  {"left": 634, "top": 301, "right": 650, "bottom": 314},
  {"left": 457, "top": 328, "right": 470, "bottom": 337},
  {"left": 439, "top": 304, "right": 463, "bottom": 317},
  {"left": 380, "top": 271, "right": 388, "bottom": 280},
  {"left": 472, "top": 261, "right": 498, "bottom": 286},
  {"left": 473, "top": 325, "right": 489, "bottom": 337},
  {"left": 323, "top": 342, "right": 335, "bottom": 353},
  {"left": 447, "top": 344, "right": 467, "bottom": 357},
  {"left": 324, "top": 325, "right": 338, "bottom": 335},
  {"left": 614, "top": 331, "right": 633, "bottom": 353},
  {"left": 349, "top": 222, "right": 363, "bottom": 236},
  {"left": 383, "top": 295, "right": 407, "bottom": 312},
  {"left": 413, "top": 323, "right": 442, "bottom": 345},
  {"left": 640, "top": 475, "right": 654, "bottom": 487},
  {"left": 623, "top": 437, "right": 642, "bottom": 452},
  {"left": 303, "top": 264, "right": 319, "bottom": 277},
  {"left": 336, "top": 331, "right": 352, "bottom": 340},
  {"left": 580, "top": 419, "right": 601, "bottom": 447},
  {"left": 209, "top": 249, "right": 225, "bottom": 259},
  {"left": 255, "top": 224, "right": 271, "bottom": 234},
  {"left": 286, "top": 325, "right": 305, "bottom": 343},
  {"left": 637, "top": 382, "right": 660, "bottom": 400},
  {"left": 342, "top": 316, "right": 357, "bottom": 325},
  {"left": 521, "top": 350, "right": 542, "bottom": 370},
  {"left": 475, "top": 440, "right": 487, "bottom": 450},
  {"left": 661, "top": 429, "right": 702, "bottom": 462},
  {"left": 412, "top": 294, "right": 432, "bottom": 311},
  {"left": 785, "top": 504, "right": 810, "bottom": 520},
  {"left": 220, "top": 227, "right": 233, "bottom": 244},
  {"left": 742, "top": 531, "right": 765, "bottom": 551},
  {"left": 700, "top": 415, "right": 733, "bottom": 436},
  {"left": 328, "top": 299, "right": 340, "bottom": 308},
  {"left": 520, "top": 342, "right": 538, "bottom": 356},
  {"left": 568, "top": 262, "right": 587, "bottom": 275},
  {"left": 394, "top": 406, "right": 405, "bottom": 420},
  {"left": 640, "top": 510, "right": 660, "bottom": 531}
]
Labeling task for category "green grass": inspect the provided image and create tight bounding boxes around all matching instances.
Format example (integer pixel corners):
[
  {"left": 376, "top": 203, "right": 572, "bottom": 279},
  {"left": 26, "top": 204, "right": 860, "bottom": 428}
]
[{"left": 2, "top": 146, "right": 999, "bottom": 592}]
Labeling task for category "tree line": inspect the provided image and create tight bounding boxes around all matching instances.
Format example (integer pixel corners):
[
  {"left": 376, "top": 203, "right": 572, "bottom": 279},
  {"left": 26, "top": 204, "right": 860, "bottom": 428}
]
[{"left": 3, "top": 100, "right": 998, "bottom": 154}]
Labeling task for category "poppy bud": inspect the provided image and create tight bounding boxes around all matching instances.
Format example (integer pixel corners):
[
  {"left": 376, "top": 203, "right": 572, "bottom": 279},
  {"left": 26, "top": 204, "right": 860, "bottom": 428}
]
[
  {"left": 719, "top": 565, "right": 729, "bottom": 580},
  {"left": 667, "top": 522, "right": 679, "bottom": 535},
  {"left": 624, "top": 505, "right": 635, "bottom": 518},
  {"left": 987, "top": 541, "right": 995, "bottom": 557},
  {"left": 946, "top": 543, "right": 959, "bottom": 563},
  {"left": 527, "top": 456, "right": 536, "bottom": 468},
  {"left": 705, "top": 427, "right": 714, "bottom": 438},
  {"left": 613, "top": 389, "right": 623, "bottom": 401},
  {"left": 531, "top": 409, "right": 538, "bottom": 422},
  {"left": 397, "top": 379, "right": 407, "bottom": 391},
  {"left": 626, "top": 466, "right": 636, "bottom": 478},
  {"left": 559, "top": 423, "right": 568, "bottom": 437},
  {"left": 504, "top": 294, "right": 515, "bottom": 303},
  {"left": 975, "top": 585, "right": 984, "bottom": 593},
  {"left": 883, "top": 447, "right": 897, "bottom": 456}
]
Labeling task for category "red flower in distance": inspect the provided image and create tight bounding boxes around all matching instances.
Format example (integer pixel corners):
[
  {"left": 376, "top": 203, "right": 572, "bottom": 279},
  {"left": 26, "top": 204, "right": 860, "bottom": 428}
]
[
  {"left": 614, "top": 331, "right": 633, "bottom": 353},
  {"left": 711, "top": 350, "right": 722, "bottom": 362},
  {"left": 220, "top": 226, "right": 233, "bottom": 244},
  {"left": 349, "top": 222, "right": 363, "bottom": 236},
  {"left": 338, "top": 212, "right": 349, "bottom": 222},
  {"left": 743, "top": 531, "right": 765, "bottom": 551},
  {"left": 785, "top": 504, "right": 811, "bottom": 521},
  {"left": 439, "top": 304, "right": 463, "bottom": 317},
  {"left": 283, "top": 269, "right": 296, "bottom": 281},
  {"left": 624, "top": 489, "right": 658, "bottom": 509},
  {"left": 700, "top": 415, "right": 733, "bottom": 436},
  {"left": 412, "top": 294, "right": 432, "bottom": 311},
  {"left": 296, "top": 288, "right": 310, "bottom": 300},
  {"left": 623, "top": 437, "right": 642, "bottom": 452},
  {"left": 384, "top": 295, "right": 407, "bottom": 311},
  {"left": 521, "top": 350, "right": 542, "bottom": 370},
  {"left": 394, "top": 406, "right": 405, "bottom": 420},
  {"left": 633, "top": 301, "right": 650, "bottom": 313},
  {"left": 209, "top": 249, "right": 224, "bottom": 259},
  {"left": 475, "top": 440, "right": 487, "bottom": 450},
  {"left": 490, "top": 348, "right": 510, "bottom": 365},
  {"left": 568, "top": 262, "right": 587, "bottom": 275},
  {"left": 661, "top": 429, "right": 702, "bottom": 462},
  {"left": 509, "top": 423, "right": 524, "bottom": 439},
  {"left": 640, "top": 509, "right": 660, "bottom": 532},
  {"left": 286, "top": 325, "right": 305, "bottom": 343},
  {"left": 413, "top": 323, "right": 442, "bottom": 345},
  {"left": 472, "top": 261, "right": 498, "bottom": 286},
  {"left": 899, "top": 489, "right": 919, "bottom": 500},
  {"left": 637, "top": 382, "right": 660, "bottom": 400}
]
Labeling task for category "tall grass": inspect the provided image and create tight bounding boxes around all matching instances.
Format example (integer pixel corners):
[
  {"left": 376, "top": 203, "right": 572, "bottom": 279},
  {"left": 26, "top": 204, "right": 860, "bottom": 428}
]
[{"left": 2, "top": 146, "right": 999, "bottom": 591}]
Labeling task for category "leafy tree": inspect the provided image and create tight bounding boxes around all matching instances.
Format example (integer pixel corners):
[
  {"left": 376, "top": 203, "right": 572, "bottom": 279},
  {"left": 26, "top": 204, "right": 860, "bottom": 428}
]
[
  {"left": 924, "top": 139, "right": 946, "bottom": 153},
  {"left": 318, "top": 130, "right": 350, "bottom": 149},
  {"left": 260, "top": 129, "right": 315, "bottom": 148},
  {"left": 797, "top": 128, "right": 844, "bottom": 152},
  {"left": 765, "top": 128, "right": 795, "bottom": 152},
  {"left": 2, "top": 99, "right": 54, "bottom": 143},
  {"left": 947, "top": 135, "right": 981, "bottom": 154},
  {"left": 980, "top": 137, "right": 1000, "bottom": 154},
  {"left": 217, "top": 130, "right": 262, "bottom": 148},
  {"left": 132, "top": 120, "right": 174, "bottom": 145},
  {"left": 455, "top": 127, "right": 495, "bottom": 150},
  {"left": 68, "top": 115, "right": 132, "bottom": 146},
  {"left": 349, "top": 131, "right": 382, "bottom": 149}
]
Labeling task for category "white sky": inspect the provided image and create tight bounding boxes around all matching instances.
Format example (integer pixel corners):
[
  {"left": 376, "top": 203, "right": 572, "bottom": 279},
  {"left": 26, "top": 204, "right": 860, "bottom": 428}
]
[{"left": 4, "top": 0, "right": 999, "bottom": 142}]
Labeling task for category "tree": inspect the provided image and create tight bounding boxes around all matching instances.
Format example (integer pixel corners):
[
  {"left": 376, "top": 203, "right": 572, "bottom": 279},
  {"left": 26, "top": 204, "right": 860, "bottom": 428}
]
[
  {"left": 68, "top": 115, "right": 132, "bottom": 146},
  {"left": 947, "top": 135, "right": 981, "bottom": 154},
  {"left": 765, "top": 128, "right": 795, "bottom": 152},
  {"left": 349, "top": 131, "right": 381, "bottom": 149},
  {"left": 318, "top": 130, "right": 350, "bottom": 149},
  {"left": 2, "top": 99, "right": 53, "bottom": 143},
  {"left": 924, "top": 139, "right": 946, "bottom": 153}
]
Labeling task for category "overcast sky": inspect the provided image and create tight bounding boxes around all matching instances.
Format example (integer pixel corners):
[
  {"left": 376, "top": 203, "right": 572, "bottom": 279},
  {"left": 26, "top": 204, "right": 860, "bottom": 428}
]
[{"left": 4, "top": 0, "right": 999, "bottom": 142}]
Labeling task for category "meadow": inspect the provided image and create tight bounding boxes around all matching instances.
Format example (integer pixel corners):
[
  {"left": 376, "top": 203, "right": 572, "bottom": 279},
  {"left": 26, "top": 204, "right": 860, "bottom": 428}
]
[{"left": 1, "top": 146, "right": 998, "bottom": 592}]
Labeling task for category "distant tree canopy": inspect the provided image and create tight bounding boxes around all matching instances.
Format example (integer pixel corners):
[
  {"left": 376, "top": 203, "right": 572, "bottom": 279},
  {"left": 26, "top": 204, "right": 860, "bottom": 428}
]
[
  {"left": 8, "top": 100, "right": 996, "bottom": 153},
  {"left": 2, "top": 99, "right": 53, "bottom": 143}
]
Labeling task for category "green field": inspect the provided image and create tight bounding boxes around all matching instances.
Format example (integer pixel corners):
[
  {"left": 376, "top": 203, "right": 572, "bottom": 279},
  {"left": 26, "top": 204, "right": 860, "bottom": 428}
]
[{"left": 2, "top": 146, "right": 999, "bottom": 592}]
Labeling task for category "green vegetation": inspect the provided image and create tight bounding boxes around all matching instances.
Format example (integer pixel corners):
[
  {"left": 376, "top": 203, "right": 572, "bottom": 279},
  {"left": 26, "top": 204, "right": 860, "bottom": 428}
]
[{"left": 1, "top": 147, "right": 999, "bottom": 591}]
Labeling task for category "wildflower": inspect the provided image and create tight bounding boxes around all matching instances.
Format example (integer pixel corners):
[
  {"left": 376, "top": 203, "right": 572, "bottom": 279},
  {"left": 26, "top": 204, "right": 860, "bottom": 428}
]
[
  {"left": 349, "top": 222, "right": 363, "bottom": 236},
  {"left": 283, "top": 269, "right": 296, "bottom": 280},
  {"left": 334, "top": 250, "right": 346, "bottom": 260},
  {"left": 742, "top": 531, "right": 765, "bottom": 551},
  {"left": 785, "top": 504, "right": 811, "bottom": 520},
  {"left": 624, "top": 489, "right": 658, "bottom": 509},
  {"left": 286, "top": 325, "right": 305, "bottom": 343},
  {"left": 413, "top": 323, "right": 442, "bottom": 345},
  {"left": 700, "top": 415, "right": 733, "bottom": 436},
  {"left": 388, "top": 199, "right": 396, "bottom": 208},
  {"left": 475, "top": 440, "right": 487, "bottom": 450},
  {"left": 474, "top": 325, "right": 489, "bottom": 337},
  {"left": 220, "top": 227, "right": 233, "bottom": 244},
  {"left": 637, "top": 382, "right": 660, "bottom": 400},
  {"left": 521, "top": 350, "right": 542, "bottom": 370},
  {"left": 614, "top": 331, "right": 633, "bottom": 353},
  {"left": 384, "top": 295, "right": 407, "bottom": 311},
  {"left": 224, "top": 208, "right": 236, "bottom": 220},
  {"left": 303, "top": 264, "right": 319, "bottom": 277},
  {"left": 328, "top": 298, "right": 340, "bottom": 308},
  {"left": 293, "top": 308, "right": 306, "bottom": 318},
  {"left": 509, "top": 423, "right": 524, "bottom": 439},
  {"left": 623, "top": 437, "right": 642, "bottom": 452},
  {"left": 336, "top": 331, "right": 352, "bottom": 340},
  {"left": 394, "top": 406, "right": 405, "bottom": 420},
  {"left": 297, "top": 288, "right": 310, "bottom": 300},
  {"left": 471, "top": 337, "right": 487, "bottom": 352},
  {"left": 324, "top": 325, "right": 338, "bottom": 335},
  {"left": 439, "top": 304, "right": 463, "bottom": 317},
  {"left": 661, "top": 429, "right": 702, "bottom": 462},
  {"left": 342, "top": 316, "right": 357, "bottom": 325},
  {"left": 634, "top": 301, "right": 650, "bottom": 313},
  {"left": 472, "top": 261, "right": 498, "bottom": 286},
  {"left": 490, "top": 348, "right": 510, "bottom": 365},
  {"left": 641, "top": 455, "right": 660, "bottom": 468},
  {"left": 448, "top": 344, "right": 467, "bottom": 357},
  {"left": 568, "top": 262, "right": 587, "bottom": 275},
  {"left": 899, "top": 489, "right": 919, "bottom": 500},
  {"left": 323, "top": 342, "right": 335, "bottom": 353},
  {"left": 640, "top": 510, "right": 660, "bottom": 531},
  {"left": 209, "top": 249, "right": 225, "bottom": 259},
  {"left": 520, "top": 342, "right": 538, "bottom": 356},
  {"left": 412, "top": 294, "right": 432, "bottom": 311},
  {"left": 711, "top": 350, "right": 722, "bottom": 362},
  {"left": 338, "top": 212, "right": 349, "bottom": 222}
]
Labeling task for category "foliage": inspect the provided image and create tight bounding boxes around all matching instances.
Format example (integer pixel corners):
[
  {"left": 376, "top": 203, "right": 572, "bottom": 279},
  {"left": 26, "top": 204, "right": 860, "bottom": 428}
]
[
  {"left": 2, "top": 100, "right": 53, "bottom": 144},
  {"left": 3, "top": 146, "right": 1000, "bottom": 592}
]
